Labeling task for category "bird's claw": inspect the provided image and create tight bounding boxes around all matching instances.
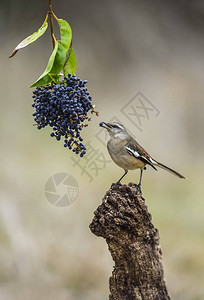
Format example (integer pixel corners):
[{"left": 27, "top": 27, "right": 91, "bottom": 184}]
[
  {"left": 137, "top": 184, "right": 142, "bottom": 194},
  {"left": 112, "top": 181, "right": 121, "bottom": 187}
]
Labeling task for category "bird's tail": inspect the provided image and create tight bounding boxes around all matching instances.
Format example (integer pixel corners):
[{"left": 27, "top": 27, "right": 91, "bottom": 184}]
[{"left": 153, "top": 160, "right": 186, "bottom": 179}]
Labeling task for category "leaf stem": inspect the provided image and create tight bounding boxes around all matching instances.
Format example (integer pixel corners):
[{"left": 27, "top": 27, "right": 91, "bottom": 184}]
[{"left": 48, "top": 0, "right": 55, "bottom": 49}]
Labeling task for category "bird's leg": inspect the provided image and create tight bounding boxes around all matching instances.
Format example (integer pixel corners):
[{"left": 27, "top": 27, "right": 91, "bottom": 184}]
[
  {"left": 116, "top": 170, "right": 128, "bottom": 184},
  {"left": 137, "top": 167, "right": 146, "bottom": 193}
]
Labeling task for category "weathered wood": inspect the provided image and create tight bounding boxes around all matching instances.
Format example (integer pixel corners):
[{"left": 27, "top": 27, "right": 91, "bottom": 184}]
[{"left": 89, "top": 183, "right": 171, "bottom": 300}]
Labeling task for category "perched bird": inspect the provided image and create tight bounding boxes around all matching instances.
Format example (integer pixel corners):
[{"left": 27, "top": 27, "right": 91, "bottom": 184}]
[{"left": 99, "top": 122, "right": 186, "bottom": 190}]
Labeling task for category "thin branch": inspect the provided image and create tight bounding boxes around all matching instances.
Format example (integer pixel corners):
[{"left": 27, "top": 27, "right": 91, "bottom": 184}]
[{"left": 48, "top": 0, "right": 55, "bottom": 49}]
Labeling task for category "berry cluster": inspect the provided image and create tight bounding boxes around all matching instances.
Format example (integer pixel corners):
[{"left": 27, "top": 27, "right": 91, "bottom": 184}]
[{"left": 32, "top": 74, "right": 97, "bottom": 157}]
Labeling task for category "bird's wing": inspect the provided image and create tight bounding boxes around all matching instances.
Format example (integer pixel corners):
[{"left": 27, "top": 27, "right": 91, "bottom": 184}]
[{"left": 125, "top": 137, "right": 157, "bottom": 170}]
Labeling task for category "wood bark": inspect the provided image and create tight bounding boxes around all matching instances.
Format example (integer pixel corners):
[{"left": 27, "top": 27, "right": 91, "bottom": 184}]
[{"left": 89, "top": 183, "right": 171, "bottom": 300}]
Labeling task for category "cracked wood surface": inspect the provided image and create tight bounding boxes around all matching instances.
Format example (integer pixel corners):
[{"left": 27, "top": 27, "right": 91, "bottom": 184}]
[{"left": 90, "top": 183, "right": 171, "bottom": 300}]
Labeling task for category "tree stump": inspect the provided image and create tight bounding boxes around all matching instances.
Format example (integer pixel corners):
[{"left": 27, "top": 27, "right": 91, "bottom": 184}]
[{"left": 89, "top": 183, "right": 171, "bottom": 300}]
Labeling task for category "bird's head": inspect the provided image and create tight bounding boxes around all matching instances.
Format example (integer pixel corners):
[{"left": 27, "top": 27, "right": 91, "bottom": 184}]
[{"left": 99, "top": 122, "right": 128, "bottom": 139}]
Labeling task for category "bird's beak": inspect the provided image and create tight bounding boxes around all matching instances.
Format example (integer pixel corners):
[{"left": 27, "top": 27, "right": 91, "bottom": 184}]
[{"left": 99, "top": 122, "right": 112, "bottom": 129}]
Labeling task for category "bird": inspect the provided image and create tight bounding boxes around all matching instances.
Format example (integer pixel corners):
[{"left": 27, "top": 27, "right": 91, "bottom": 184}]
[{"left": 99, "top": 121, "right": 186, "bottom": 190}]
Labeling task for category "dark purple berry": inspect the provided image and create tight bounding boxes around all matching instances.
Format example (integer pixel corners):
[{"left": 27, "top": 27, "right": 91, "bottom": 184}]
[{"left": 32, "top": 75, "right": 96, "bottom": 156}]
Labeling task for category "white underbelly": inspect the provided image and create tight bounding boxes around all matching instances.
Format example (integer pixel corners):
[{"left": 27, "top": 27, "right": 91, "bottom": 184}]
[{"left": 111, "top": 153, "right": 145, "bottom": 170}]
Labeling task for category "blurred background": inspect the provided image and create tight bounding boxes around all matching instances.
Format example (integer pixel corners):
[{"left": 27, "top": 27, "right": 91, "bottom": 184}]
[{"left": 1, "top": 0, "right": 204, "bottom": 299}]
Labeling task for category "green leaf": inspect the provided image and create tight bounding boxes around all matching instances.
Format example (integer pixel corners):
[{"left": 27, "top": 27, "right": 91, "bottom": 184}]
[
  {"left": 50, "top": 42, "right": 67, "bottom": 75},
  {"left": 63, "top": 48, "right": 77, "bottom": 77},
  {"left": 57, "top": 18, "right": 72, "bottom": 52},
  {"left": 9, "top": 15, "right": 48, "bottom": 58},
  {"left": 30, "top": 41, "right": 67, "bottom": 87},
  {"left": 49, "top": 74, "right": 61, "bottom": 84},
  {"left": 30, "top": 41, "right": 59, "bottom": 87},
  {"left": 29, "top": 14, "right": 74, "bottom": 88},
  {"left": 31, "top": 74, "right": 53, "bottom": 87}
]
